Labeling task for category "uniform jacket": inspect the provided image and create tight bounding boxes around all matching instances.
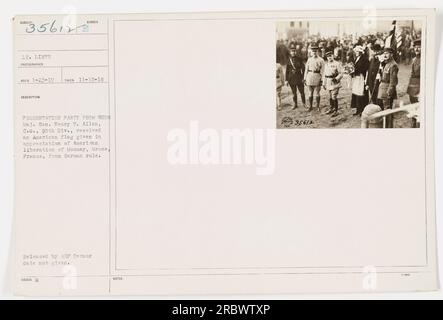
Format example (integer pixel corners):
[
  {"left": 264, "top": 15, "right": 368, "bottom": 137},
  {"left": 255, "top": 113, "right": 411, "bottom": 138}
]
[
  {"left": 407, "top": 56, "right": 421, "bottom": 97},
  {"left": 286, "top": 55, "right": 305, "bottom": 85},
  {"left": 377, "top": 59, "right": 399, "bottom": 100},
  {"left": 365, "top": 58, "right": 381, "bottom": 93},
  {"left": 276, "top": 44, "right": 289, "bottom": 65},
  {"left": 323, "top": 60, "right": 342, "bottom": 90},
  {"left": 304, "top": 56, "right": 324, "bottom": 86}
]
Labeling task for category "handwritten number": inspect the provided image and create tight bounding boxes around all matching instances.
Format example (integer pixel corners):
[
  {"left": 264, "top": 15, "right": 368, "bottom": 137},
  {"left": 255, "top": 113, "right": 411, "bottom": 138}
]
[
  {"left": 50, "top": 20, "right": 57, "bottom": 33},
  {"left": 24, "top": 20, "right": 88, "bottom": 34},
  {"left": 37, "top": 23, "right": 49, "bottom": 33},
  {"left": 25, "top": 23, "right": 35, "bottom": 33}
]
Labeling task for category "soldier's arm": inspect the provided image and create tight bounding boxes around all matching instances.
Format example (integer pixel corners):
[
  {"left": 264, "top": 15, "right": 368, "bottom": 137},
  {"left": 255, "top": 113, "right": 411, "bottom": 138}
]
[
  {"left": 388, "top": 64, "right": 399, "bottom": 98},
  {"left": 285, "top": 63, "right": 290, "bottom": 82},
  {"left": 303, "top": 60, "right": 308, "bottom": 80},
  {"left": 322, "top": 65, "right": 326, "bottom": 84},
  {"left": 363, "top": 63, "right": 369, "bottom": 83},
  {"left": 410, "top": 59, "right": 416, "bottom": 78},
  {"left": 320, "top": 60, "right": 325, "bottom": 78},
  {"left": 319, "top": 60, "right": 324, "bottom": 85}
]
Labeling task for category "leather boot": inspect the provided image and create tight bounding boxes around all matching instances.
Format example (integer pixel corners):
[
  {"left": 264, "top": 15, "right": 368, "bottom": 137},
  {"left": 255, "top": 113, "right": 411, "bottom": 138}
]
[
  {"left": 301, "top": 94, "right": 306, "bottom": 108},
  {"left": 292, "top": 95, "right": 297, "bottom": 110},
  {"left": 331, "top": 100, "right": 339, "bottom": 117},
  {"left": 326, "top": 98, "right": 333, "bottom": 114}
]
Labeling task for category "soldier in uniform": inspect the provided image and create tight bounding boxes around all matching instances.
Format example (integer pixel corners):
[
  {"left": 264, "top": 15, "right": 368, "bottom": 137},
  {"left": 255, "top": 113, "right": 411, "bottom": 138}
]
[
  {"left": 377, "top": 47, "right": 399, "bottom": 128},
  {"left": 322, "top": 51, "right": 343, "bottom": 117},
  {"left": 407, "top": 39, "right": 421, "bottom": 104},
  {"left": 276, "top": 62, "right": 285, "bottom": 111},
  {"left": 407, "top": 39, "right": 421, "bottom": 127},
  {"left": 285, "top": 42, "right": 306, "bottom": 109},
  {"left": 365, "top": 44, "right": 384, "bottom": 104},
  {"left": 304, "top": 44, "right": 324, "bottom": 112},
  {"left": 276, "top": 39, "right": 290, "bottom": 66}
]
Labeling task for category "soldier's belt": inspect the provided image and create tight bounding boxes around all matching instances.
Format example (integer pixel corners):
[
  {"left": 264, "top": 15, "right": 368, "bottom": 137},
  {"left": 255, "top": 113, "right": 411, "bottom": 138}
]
[{"left": 308, "top": 70, "right": 320, "bottom": 73}]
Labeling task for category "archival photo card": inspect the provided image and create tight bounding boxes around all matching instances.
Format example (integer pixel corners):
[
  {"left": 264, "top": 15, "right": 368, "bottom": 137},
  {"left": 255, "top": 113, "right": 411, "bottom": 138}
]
[
  {"left": 276, "top": 19, "right": 424, "bottom": 129},
  {"left": 13, "top": 9, "right": 438, "bottom": 296}
]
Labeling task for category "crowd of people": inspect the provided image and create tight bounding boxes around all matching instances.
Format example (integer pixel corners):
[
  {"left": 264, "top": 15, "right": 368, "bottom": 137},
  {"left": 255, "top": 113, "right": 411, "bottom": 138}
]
[{"left": 276, "top": 31, "right": 421, "bottom": 127}]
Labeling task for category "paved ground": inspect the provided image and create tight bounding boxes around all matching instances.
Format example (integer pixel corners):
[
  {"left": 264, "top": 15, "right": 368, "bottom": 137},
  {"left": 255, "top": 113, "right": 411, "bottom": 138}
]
[{"left": 276, "top": 62, "right": 417, "bottom": 129}]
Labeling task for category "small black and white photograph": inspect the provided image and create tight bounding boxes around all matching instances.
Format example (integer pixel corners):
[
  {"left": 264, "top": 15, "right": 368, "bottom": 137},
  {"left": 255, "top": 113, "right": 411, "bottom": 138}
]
[{"left": 276, "top": 19, "right": 423, "bottom": 129}]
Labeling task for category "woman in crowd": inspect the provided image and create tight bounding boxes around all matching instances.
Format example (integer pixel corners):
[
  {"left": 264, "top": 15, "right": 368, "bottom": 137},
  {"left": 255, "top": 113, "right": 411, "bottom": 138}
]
[{"left": 350, "top": 45, "right": 369, "bottom": 116}]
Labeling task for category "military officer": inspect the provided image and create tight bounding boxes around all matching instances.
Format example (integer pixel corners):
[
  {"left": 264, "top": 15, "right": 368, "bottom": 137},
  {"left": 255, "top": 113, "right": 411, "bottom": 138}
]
[
  {"left": 276, "top": 62, "right": 284, "bottom": 111},
  {"left": 365, "top": 43, "right": 384, "bottom": 104},
  {"left": 285, "top": 42, "right": 306, "bottom": 109},
  {"left": 407, "top": 39, "right": 421, "bottom": 128},
  {"left": 377, "top": 47, "right": 399, "bottom": 128},
  {"left": 304, "top": 44, "right": 324, "bottom": 112},
  {"left": 407, "top": 39, "right": 421, "bottom": 104},
  {"left": 322, "top": 51, "right": 343, "bottom": 117}
]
